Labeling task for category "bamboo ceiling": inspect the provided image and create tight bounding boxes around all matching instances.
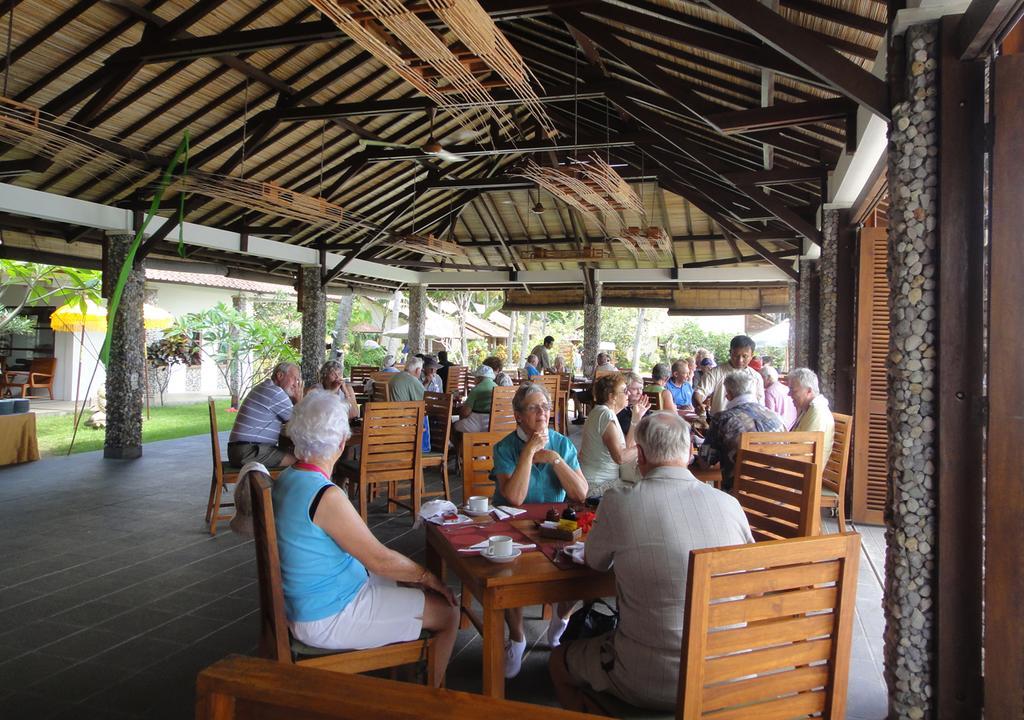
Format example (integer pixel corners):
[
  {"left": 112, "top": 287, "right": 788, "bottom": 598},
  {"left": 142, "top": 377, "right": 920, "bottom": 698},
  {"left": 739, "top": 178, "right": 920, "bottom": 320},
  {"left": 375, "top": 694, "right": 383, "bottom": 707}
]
[{"left": 0, "top": 0, "right": 888, "bottom": 290}]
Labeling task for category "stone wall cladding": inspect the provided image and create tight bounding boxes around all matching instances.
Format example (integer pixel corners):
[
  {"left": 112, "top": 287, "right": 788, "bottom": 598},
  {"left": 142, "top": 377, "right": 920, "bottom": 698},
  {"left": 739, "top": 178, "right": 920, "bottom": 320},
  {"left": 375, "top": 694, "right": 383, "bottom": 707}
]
[
  {"left": 819, "top": 210, "right": 839, "bottom": 398},
  {"left": 582, "top": 282, "right": 602, "bottom": 376},
  {"left": 884, "top": 21, "right": 939, "bottom": 719},
  {"left": 788, "top": 284, "right": 798, "bottom": 366},
  {"left": 407, "top": 285, "right": 427, "bottom": 356},
  {"left": 300, "top": 267, "right": 326, "bottom": 388},
  {"left": 103, "top": 233, "right": 144, "bottom": 458}
]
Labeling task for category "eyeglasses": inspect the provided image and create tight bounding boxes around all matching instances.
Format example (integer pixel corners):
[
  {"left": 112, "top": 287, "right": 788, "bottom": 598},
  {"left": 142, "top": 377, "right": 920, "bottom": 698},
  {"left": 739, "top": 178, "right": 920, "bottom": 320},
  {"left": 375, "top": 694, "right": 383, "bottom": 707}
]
[{"left": 523, "top": 404, "right": 551, "bottom": 414}]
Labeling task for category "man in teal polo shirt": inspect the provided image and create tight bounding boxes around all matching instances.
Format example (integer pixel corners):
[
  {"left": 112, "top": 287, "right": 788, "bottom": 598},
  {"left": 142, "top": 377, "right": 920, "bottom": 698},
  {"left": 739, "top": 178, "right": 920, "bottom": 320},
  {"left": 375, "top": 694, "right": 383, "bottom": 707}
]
[{"left": 491, "top": 382, "right": 587, "bottom": 678}]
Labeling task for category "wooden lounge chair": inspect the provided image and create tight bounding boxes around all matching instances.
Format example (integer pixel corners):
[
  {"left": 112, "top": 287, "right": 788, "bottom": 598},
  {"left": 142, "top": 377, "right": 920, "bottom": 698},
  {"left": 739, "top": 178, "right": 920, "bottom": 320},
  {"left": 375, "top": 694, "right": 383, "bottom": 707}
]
[{"left": 2, "top": 357, "right": 56, "bottom": 399}]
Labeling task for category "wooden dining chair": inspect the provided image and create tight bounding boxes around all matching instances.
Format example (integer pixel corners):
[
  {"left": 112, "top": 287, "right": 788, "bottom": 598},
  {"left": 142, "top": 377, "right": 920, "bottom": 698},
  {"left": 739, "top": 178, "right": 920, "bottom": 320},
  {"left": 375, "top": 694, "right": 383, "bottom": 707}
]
[
  {"left": 734, "top": 448, "right": 822, "bottom": 540},
  {"left": 535, "top": 374, "right": 565, "bottom": 433},
  {"left": 822, "top": 413, "right": 853, "bottom": 532},
  {"left": 206, "top": 396, "right": 241, "bottom": 536},
  {"left": 335, "top": 401, "right": 425, "bottom": 523},
  {"left": 368, "top": 372, "right": 394, "bottom": 402},
  {"left": 488, "top": 385, "right": 518, "bottom": 433},
  {"left": 248, "top": 472, "right": 436, "bottom": 684},
  {"left": 421, "top": 391, "right": 454, "bottom": 502},
  {"left": 584, "top": 532, "right": 862, "bottom": 719},
  {"left": 644, "top": 389, "right": 665, "bottom": 411},
  {"left": 739, "top": 430, "right": 824, "bottom": 479},
  {"left": 349, "top": 365, "right": 375, "bottom": 389},
  {"left": 678, "top": 532, "right": 861, "bottom": 718},
  {"left": 461, "top": 431, "right": 507, "bottom": 501},
  {"left": 444, "top": 365, "right": 468, "bottom": 396}
]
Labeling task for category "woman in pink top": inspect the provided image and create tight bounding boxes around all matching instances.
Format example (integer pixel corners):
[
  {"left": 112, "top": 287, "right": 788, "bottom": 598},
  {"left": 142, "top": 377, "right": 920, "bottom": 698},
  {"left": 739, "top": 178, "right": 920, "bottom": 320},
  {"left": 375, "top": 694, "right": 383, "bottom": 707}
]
[{"left": 761, "top": 365, "right": 798, "bottom": 428}]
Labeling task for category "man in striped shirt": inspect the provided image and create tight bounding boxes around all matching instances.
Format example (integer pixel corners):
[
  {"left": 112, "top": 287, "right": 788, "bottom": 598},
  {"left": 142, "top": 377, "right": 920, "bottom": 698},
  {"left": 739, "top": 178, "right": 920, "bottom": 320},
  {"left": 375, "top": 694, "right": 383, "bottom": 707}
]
[{"left": 227, "top": 362, "right": 302, "bottom": 469}]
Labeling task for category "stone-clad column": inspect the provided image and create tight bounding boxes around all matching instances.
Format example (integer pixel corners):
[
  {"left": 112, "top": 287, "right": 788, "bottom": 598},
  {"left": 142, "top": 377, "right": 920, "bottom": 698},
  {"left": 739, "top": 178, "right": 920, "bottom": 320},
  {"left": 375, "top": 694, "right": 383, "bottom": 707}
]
[
  {"left": 884, "top": 21, "right": 939, "bottom": 718},
  {"left": 407, "top": 285, "right": 427, "bottom": 357},
  {"left": 795, "top": 259, "right": 815, "bottom": 369},
  {"left": 818, "top": 210, "right": 839, "bottom": 399},
  {"left": 299, "top": 266, "right": 326, "bottom": 388},
  {"left": 787, "top": 284, "right": 797, "bottom": 369},
  {"left": 582, "top": 281, "right": 602, "bottom": 376},
  {"left": 103, "top": 232, "right": 144, "bottom": 459},
  {"left": 330, "top": 289, "right": 354, "bottom": 362}
]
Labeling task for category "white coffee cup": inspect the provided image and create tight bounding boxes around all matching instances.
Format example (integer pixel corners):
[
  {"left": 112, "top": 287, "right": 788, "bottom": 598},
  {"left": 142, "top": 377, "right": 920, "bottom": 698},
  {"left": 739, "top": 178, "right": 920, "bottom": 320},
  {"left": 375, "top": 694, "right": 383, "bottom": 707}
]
[
  {"left": 487, "top": 535, "right": 514, "bottom": 558},
  {"left": 467, "top": 495, "right": 489, "bottom": 513}
]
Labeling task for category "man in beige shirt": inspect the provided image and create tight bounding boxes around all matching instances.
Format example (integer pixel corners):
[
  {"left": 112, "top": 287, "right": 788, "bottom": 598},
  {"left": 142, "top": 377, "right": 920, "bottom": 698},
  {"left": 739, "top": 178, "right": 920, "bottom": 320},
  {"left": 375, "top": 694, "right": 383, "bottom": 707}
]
[
  {"left": 691, "top": 335, "right": 765, "bottom": 414},
  {"left": 788, "top": 367, "right": 835, "bottom": 458}
]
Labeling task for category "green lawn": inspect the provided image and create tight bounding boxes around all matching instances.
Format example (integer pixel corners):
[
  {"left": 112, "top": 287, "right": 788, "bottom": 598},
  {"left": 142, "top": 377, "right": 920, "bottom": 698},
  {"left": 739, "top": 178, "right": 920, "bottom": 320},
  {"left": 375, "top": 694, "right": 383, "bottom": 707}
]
[{"left": 36, "top": 401, "right": 238, "bottom": 456}]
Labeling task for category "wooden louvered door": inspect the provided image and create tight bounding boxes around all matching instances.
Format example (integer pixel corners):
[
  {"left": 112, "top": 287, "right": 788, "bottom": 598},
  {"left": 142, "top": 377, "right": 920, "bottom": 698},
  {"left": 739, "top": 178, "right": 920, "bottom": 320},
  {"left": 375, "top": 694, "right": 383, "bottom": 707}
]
[{"left": 852, "top": 227, "right": 889, "bottom": 525}]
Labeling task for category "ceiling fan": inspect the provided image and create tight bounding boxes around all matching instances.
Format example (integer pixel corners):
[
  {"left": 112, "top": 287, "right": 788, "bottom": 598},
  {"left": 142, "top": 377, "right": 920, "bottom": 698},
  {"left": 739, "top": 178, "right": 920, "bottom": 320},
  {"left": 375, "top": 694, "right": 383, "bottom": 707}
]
[{"left": 359, "top": 109, "right": 478, "bottom": 163}]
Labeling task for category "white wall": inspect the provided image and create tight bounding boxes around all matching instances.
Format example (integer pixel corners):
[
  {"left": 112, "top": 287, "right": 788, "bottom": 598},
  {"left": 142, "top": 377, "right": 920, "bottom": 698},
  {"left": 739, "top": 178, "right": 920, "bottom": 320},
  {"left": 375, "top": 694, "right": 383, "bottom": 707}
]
[{"left": 53, "top": 329, "right": 106, "bottom": 404}]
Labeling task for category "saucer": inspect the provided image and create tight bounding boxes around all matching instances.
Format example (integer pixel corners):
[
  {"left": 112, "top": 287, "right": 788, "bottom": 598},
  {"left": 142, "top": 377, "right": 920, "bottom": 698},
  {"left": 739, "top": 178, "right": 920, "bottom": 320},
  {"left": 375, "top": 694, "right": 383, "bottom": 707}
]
[
  {"left": 481, "top": 547, "right": 522, "bottom": 564},
  {"left": 439, "top": 513, "right": 472, "bottom": 526},
  {"left": 462, "top": 503, "right": 494, "bottom": 515}
]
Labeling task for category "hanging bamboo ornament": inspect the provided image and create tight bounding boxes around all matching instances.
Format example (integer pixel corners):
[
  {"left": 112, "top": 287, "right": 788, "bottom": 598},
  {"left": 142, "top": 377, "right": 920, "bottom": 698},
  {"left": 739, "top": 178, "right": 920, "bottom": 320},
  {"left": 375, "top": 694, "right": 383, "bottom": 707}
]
[{"left": 392, "top": 233, "right": 467, "bottom": 257}]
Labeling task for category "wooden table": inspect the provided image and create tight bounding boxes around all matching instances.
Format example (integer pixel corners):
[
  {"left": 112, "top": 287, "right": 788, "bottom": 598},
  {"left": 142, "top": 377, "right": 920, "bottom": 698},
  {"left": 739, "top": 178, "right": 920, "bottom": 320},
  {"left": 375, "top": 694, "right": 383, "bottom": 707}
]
[
  {"left": 0, "top": 412, "right": 39, "bottom": 466},
  {"left": 424, "top": 504, "right": 616, "bottom": 698}
]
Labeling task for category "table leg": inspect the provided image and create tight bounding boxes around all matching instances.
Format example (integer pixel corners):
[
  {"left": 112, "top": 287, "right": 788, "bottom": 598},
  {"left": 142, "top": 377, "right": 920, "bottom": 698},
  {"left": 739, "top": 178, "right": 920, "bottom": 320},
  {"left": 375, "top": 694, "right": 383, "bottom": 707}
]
[
  {"left": 424, "top": 536, "right": 442, "bottom": 577},
  {"left": 481, "top": 601, "right": 505, "bottom": 699}
]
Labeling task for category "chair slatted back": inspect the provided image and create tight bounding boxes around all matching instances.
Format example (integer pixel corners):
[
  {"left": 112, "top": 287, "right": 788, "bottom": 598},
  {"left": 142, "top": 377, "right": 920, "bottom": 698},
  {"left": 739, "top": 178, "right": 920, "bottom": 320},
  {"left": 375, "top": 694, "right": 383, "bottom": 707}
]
[
  {"left": 423, "top": 391, "right": 453, "bottom": 455},
  {"left": 532, "top": 374, "right": 564, "bottom": 431},
  {"left": 349, "top": 365, "right": 375, "bottom": 388},
  {"left": 488, "top": 385, "right": 518, "bottom": 433},
  {"left": 360, "top": 401, "right": 425, "bottom": 487},
  {"left": 680, "top": 533, "right": 861, "bottom": 719},
  {"left": 594, "top": 369, "right": 618, "bottom": 381},
  {"left": 461, "top": 432, "right": 507, "bottom": 500},
  {"left": 734, "top": 449, "right": 822, "bottom": 540},
  {"left": 208, "top": 397, "right": 223, "bottom": 471},
  {"left": 644, "top": 389, "right": 665, "bottom": 410},
  {"left": 369, "top": 372, "right": 393, "bottom": 402},
  {"left": 739, "top": 431, "right": 824, "bottom": 480},
  {"left": 823, "top": 413, "right": 853, "bottom": 531},
  {"left": 445, "top": 366, "right": 468, "bottom": 396},
  {"left": 248, "top": 471, "right": 293, "bottom": 663}
]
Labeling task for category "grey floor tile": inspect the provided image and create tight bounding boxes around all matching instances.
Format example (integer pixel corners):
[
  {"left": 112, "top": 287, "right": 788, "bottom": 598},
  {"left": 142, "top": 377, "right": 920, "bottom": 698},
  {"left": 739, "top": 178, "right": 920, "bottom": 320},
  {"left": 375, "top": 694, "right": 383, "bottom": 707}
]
[
  {"left": 0, "top": 620, "right": 84, "bottom": 653},
  {"left": 143, "top": 614, "right": 227, "bottom": 645},
  {"left": 49, "top": 601, "right": 131, "bottom": 628},
  {"left": 0, "top": 690, "right": 75, "bottom": 720},
  {"left": 97, "top": 607, "right": 179, "bottom": 638},
  {"left": 29, "top": 660, "right": 129, "bottom": 704},
  {"left": 0, "top": 652, "right": 72, "bottom": 693},
  {"left": 39, "top": 628, "right": 127, "bottom": 662}
]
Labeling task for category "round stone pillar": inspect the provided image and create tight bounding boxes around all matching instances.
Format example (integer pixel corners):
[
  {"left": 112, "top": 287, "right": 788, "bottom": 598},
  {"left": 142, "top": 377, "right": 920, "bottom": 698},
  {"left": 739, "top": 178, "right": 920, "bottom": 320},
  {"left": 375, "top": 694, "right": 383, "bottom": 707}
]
[
  {"left": 795, "top": 259, "right": 815, "bottom": 369},
  {"left": 103, "top": 232, "right": 145, "bottom": 460},
  {"left": 884, "top": 20, "right": 939, "bottom": 718},
  {"left": 582, "top": 281, "right": 602, "bottom": 375},
  {"left": 818, "top": 210, "right": 839, "bottom": 399},
  {"left": 330, "top": 289, "right": 354, "bottom": 361},
  {"left": 407, "top": 284, "right": 428, "bottom": 357},
  {"left": 299, "top": 266, "right": 326, "bottom": 388}
]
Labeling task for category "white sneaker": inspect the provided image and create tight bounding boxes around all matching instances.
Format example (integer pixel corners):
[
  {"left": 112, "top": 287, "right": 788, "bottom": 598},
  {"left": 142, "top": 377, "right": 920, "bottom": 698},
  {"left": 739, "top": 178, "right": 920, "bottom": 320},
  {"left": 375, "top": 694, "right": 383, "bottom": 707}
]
[
  {"left": 504, "top": 638, "right": 526, "bottom": 678},
  {"left": 547, "top": 616, "right": 569, "bottom": 648}
]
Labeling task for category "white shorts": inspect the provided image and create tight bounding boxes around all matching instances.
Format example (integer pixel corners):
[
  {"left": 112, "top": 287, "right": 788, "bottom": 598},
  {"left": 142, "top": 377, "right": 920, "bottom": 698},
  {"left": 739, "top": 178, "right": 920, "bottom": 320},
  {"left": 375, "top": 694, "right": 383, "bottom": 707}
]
[
  {"left": 290, "top": 574, "right": 425, "bottom": 650},
  {"left": 453, "top": 412, "right": 489, "bottom": 434}
]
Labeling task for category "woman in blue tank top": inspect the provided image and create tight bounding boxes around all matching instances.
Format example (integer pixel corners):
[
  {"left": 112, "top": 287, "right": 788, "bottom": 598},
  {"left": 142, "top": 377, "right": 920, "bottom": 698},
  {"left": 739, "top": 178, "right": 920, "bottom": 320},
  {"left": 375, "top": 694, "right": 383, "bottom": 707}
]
[{"left": 271, "top": 390, "right": 458, "bottom": 686}]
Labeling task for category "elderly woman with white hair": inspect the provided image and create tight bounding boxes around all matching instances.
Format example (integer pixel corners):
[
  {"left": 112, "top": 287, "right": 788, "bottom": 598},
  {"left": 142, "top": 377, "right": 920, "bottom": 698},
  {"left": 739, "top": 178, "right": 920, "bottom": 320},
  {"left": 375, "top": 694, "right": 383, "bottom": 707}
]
[
  {"left": 760, "top": 364, "right": 797, "bottom": 427},
  {"left": 271, "top": 390, "right": 459, "bottom": 685},
  {"left": 788, "top": 367, "right": 835, "bottom": 457}
]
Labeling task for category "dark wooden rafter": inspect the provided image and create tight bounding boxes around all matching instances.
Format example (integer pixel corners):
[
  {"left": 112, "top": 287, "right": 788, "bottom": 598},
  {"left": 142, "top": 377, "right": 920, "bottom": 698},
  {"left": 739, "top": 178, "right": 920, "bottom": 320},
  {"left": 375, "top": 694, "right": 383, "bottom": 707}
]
[
  {"left": 708, "top": 98, "right": 856, "bottom": 133},
  {"left": 725, "top": 167, "right": 826, "bottom": 185},
  {"left": 700, "top": 0, "right": 890, "bottom": 118},
  {"left": 958, "top": 0, "right": 1024, "bottom": 58}
]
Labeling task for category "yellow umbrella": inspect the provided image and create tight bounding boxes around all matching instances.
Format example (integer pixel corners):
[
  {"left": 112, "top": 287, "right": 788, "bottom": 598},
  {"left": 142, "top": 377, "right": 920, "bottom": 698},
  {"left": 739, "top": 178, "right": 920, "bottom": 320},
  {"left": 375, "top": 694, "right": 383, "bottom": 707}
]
[{"left": 50, "top": 299, "right": 175, "bottom": 332}]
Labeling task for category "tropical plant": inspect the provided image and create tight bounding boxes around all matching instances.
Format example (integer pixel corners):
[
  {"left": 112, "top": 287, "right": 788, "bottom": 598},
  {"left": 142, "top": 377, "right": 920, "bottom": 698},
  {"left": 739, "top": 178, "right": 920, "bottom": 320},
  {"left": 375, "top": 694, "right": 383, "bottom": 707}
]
[
  {"left": 0, "top": 260, "right": 102, "bottom": 334},
  {"left": 146, "top": 331, "right": 198, "bottom": 406},
  {"left": 178, "top": 303, "right": 299, "bottom": 408}
]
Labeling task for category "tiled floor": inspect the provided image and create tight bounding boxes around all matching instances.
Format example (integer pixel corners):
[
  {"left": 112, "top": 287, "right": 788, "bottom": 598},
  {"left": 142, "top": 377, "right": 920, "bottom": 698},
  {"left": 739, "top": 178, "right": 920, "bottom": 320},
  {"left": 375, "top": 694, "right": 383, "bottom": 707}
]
[{"left": 0, "top": 431, "right": 888, "bottom": 719}]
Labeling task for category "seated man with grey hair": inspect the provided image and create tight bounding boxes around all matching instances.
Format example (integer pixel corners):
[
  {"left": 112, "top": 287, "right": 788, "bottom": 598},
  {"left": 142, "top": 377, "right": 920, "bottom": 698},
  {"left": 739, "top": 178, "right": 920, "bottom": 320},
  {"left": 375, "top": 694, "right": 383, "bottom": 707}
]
[
  {"left": 788, "top": 367, "right": 835, "bottom": 457},
  {"left": 228, "top": 361, "right": 302, "bottom": 468},
  {"left": 386, "top": 355, "right": 425, "bottom": 402},
  {"left": 550, "top": 412, "right": 754, "bottom": 712},
  {"left": 701, "top": 370, "right": 786, "bottom": 491}
]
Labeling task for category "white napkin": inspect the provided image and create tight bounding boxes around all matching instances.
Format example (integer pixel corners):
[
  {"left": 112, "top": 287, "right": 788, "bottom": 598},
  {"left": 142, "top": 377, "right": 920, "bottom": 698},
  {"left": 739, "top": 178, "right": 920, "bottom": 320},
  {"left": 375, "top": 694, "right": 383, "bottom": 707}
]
[
  {"left": 457, "top": 540, "right": 537, "bottom": 554},
  {"left": 563, "top": 541, "right": 586, "bottom": 565},
  {"left": 415, "top": 499, "right": 459, "bottom": 528},
  {"left": 493, "top": 505, "right": 527, "bottom": 519}
]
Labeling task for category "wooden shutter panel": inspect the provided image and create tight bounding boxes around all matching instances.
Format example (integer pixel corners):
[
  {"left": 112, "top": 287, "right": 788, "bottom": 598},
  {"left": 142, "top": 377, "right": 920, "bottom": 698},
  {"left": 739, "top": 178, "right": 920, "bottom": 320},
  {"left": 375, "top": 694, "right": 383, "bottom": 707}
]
[{"left": 852, "top": 227, "right": 889, "bottom": 525}]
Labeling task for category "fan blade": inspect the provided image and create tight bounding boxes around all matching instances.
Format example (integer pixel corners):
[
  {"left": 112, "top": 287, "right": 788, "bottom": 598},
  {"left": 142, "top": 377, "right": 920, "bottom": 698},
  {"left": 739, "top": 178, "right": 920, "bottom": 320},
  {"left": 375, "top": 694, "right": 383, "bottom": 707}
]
[
  {"left": 433, "top": 149, "right": 469, "bottom": 163},
  {"left": 359, "top": 139, "right": 420, "bottom": 149}
]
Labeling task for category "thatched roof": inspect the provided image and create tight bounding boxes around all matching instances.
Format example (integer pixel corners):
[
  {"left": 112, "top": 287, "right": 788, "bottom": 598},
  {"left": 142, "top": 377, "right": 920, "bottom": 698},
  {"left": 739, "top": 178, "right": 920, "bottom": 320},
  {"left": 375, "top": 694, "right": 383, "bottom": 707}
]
[{"left": 0, "top": 0, "right": 888, "bottom": 304}]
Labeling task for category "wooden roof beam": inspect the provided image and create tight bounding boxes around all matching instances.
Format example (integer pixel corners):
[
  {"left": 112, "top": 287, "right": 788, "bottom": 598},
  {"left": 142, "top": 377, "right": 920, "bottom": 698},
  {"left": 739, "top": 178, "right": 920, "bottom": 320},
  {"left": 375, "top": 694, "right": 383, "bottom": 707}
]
[
  {"left": 363, "top": 138, "right": 636, "bottom": 162},
  {"left": 958, "top": 0, "right": 1024, "bottom": 59},
  {"left": 725, "top": 167, "right": 826, "bottom": 185},
  {"left": 708, "top": 98, "right": 856, "bottom": 133},
  {"left": 701, "top": 0, "right": 890, "bottom": 118},
  {"left": 778, "top": 0, "right": 887, "bottom": 36}
]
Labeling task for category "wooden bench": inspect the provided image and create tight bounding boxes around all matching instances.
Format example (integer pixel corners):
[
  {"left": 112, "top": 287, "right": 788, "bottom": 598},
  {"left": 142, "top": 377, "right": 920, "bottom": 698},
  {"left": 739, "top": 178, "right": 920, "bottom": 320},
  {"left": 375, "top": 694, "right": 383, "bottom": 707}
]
[{"left": 196, "top": 655, "right": 605, "bottom": 720}]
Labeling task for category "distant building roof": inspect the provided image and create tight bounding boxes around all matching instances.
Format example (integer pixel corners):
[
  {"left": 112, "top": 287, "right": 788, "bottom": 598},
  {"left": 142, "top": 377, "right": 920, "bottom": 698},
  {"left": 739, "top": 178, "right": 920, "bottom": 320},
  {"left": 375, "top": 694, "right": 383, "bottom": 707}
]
[{"left": 146, "top": 269, "right": 290, "bottom": 294}]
